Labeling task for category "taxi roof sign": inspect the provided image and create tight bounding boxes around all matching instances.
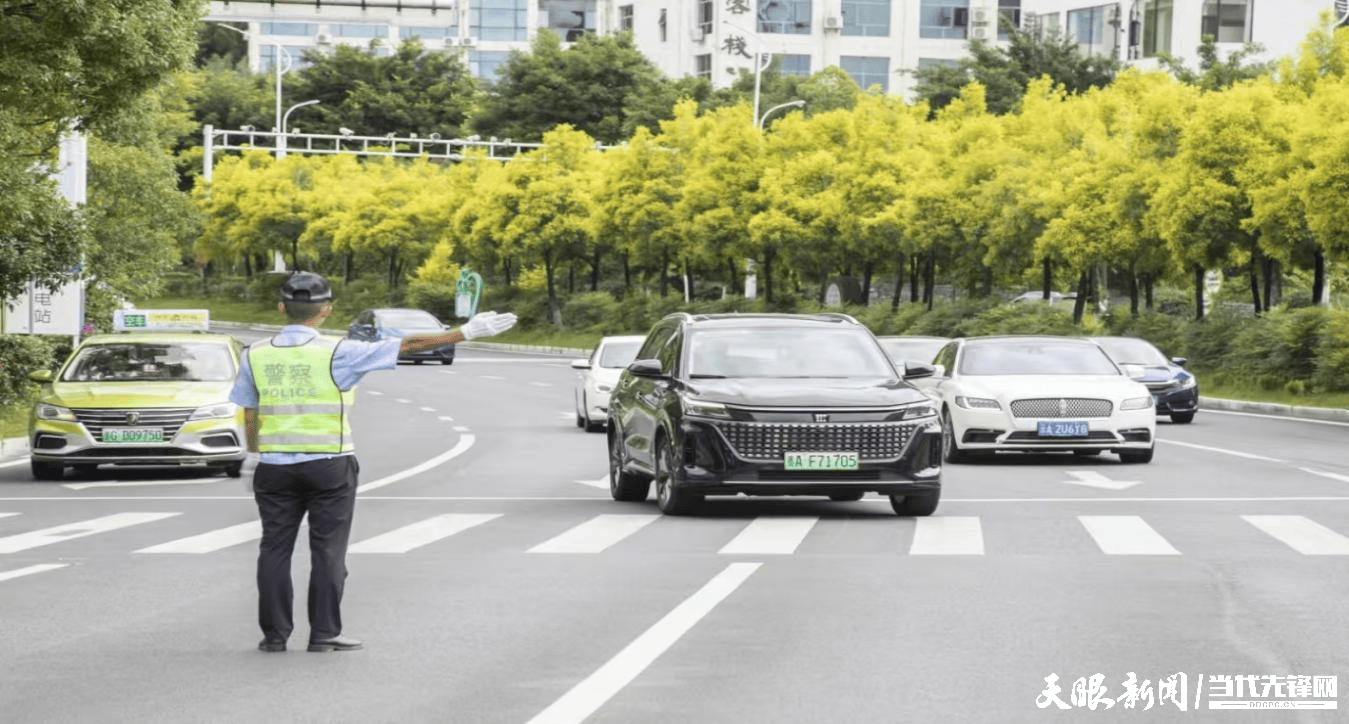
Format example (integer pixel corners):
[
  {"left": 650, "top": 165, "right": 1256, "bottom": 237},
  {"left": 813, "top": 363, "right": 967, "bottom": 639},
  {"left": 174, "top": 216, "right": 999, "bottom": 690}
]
[{"left": 114, "top": 309, "right": 211, "bottom": 332}]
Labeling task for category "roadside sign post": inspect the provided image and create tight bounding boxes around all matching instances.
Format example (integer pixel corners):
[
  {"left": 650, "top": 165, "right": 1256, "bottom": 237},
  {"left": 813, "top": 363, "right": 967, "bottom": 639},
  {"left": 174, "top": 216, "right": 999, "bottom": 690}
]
[{"left": 455, "top": 269, "right": 483, "bottom": 319}]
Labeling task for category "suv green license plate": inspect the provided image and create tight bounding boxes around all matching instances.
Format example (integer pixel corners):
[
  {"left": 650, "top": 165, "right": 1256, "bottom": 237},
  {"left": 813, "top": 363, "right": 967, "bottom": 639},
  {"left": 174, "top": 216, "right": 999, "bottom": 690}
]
[
  {"left": 102, "top": 428, "right": 165, "bottom": 443},
  {"left": 784, "top": 452, "right": 859, "bottom": 471}
]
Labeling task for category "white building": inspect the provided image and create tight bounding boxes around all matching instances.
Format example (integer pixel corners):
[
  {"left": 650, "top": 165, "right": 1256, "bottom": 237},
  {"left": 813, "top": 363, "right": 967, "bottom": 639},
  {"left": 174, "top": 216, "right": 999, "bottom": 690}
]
[{"left": 205, "top": 1, "right": 1347, "bottom": 101}]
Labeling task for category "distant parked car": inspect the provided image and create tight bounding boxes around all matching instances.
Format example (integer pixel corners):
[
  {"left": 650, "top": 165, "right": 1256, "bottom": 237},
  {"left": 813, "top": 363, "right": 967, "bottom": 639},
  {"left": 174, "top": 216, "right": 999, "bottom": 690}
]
[
  {"left": 571, "top": 335, "right": 645, "bottom": 432},
  {"left": 347, "top": 308, "right": 454, "bottom": 365},
  {"left": 877, "top": 335, "right": 949, "bottom": 369},
  {"left": 1010, "top": 291, "right": 1077, "bottom": 305},
  {"left": 1090, "top": 336, "right": 1198, "bottom": 424}
]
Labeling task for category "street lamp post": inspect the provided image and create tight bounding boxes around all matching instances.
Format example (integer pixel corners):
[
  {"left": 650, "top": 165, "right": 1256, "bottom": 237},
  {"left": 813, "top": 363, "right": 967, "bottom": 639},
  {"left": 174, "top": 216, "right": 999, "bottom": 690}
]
[
  {"left": 758, "top": 99, "right": 805, "bottom": 130},
  {"left": 277, "top": 99, "right": 321, "bottom": 159},
  {"left": 212, "top": 23, "right": 292, "bottom": 144},
  {"left": 722, "top": 19, "right": 772, "bottom": 128}
]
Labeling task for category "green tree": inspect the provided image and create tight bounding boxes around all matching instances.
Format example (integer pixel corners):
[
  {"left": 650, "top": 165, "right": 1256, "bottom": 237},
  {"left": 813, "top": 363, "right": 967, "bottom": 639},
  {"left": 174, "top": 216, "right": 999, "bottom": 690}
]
[{"left": 1158, "top": 34, "right": 1273, "bottom": 91}]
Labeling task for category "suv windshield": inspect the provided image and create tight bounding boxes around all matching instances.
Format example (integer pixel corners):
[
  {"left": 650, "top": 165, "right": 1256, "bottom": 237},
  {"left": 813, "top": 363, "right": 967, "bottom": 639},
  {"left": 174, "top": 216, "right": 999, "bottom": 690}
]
[
  {"left": 960, "top": 341, "right": 1120, "bottom": 376},
  {"left": 1094, "top": 338, "right": 1169, "bottom": 366},
  {"left": 688, "top": 328, "right": 895, "bottom": 378},
  {"left": 598, "top": 340, "right": 642, "bottom": 368},
  {"left": 379, "top": 311, "right": 442, "bottom": 330},
  {"left": 878, "top": 338, "right": 945, "bottom": 364},
  {"left": 62, "top": 342, "right": 236, "bottom": 382}
]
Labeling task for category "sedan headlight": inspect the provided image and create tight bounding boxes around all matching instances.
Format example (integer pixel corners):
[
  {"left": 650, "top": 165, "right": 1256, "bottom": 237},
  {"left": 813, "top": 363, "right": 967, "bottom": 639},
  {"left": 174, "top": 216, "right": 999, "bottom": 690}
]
[
  {"left": 682, "top": 398, "right": 730, "bottom": 418},
  {"left": 955, "top": 396, "right": 1001, "bottom": 410},
  {"left": 190, "top": 402, "right": 239, "bottom": 420},
  {"left": 1176, "top": 375, "right": 1196, "bottom": 390},
  {"left": 898, "top": 403, "right": 937, "bottom": 420},
  {"left": 596, "top": 384, "right": 613, "bottom": 393},
  {"left": 35, "top": 403, "right": 76, "bottom": 422},
  {"left": 1120, "top": 396, "right": 1154, "bottom": 411}
]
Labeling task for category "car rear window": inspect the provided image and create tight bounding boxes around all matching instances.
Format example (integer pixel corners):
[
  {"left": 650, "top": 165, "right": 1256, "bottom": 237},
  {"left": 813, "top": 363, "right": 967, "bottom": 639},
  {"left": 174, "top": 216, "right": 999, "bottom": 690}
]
[
  {"left": 959, "top": 342, "right": 1121, "bottom": 376},
  {"left": 1095, "top": 338, "right": 1169, "bottom": 366},
  {"left": 687, "top": 328, "right": 894, "bottom": 378},
  {"left": 598, "top": 340, "right": 642, "bottom": 368},
  {"left": 379, "top": 311, "right": 442, "bottom": 329},
  {"left": 62, "top": 343, "right": 237, "bottom": 382}
]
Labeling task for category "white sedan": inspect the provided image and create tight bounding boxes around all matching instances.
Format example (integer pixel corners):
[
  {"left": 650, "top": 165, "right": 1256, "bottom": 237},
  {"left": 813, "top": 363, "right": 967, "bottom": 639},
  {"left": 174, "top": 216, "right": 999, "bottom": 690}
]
[
  {"left": 571, "top": 335, "right": 644, "bottom": 432},
  {"left": 912, "top": 336, "right": 1157, "bottom": 463}
]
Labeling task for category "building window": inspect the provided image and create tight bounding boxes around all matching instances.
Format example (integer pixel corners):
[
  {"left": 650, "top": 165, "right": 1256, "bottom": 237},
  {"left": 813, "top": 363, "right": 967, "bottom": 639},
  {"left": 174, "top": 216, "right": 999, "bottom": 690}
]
[
  {"left": 777, "top": 53, "right": 811, "bottom": 76},
  {"left": 333, "top": 24, "right": 388, "bottom": 38},
  {"left": 472, "top": 0, "right": 528, "bottom": 41},
  {"left": 659, "top": 8, "right": 668, "bottom": 41},
  {"left": 842, "top": 0, "right": 889, "bottom": 37},
  {"left": 401, "top": 25, "right": 458, "bottom": 40},
  {"left": 698, "top": 0, "right": 713, "bottom": 35},
  {"left": 759, "top": 0, "right": 812, "bottom": 35},
  {"left": 469, "top": 50, "right": 511, "bottom": 80},
  {"left": 260, "top": 45, "right": 312, "bottom": 72},
  {"left": 1066, "top": 4, "right": 1115, "bottom": 58},
  {"left": 1141, "top": 0, "right": 1173, "bottom": 57},
  {"left": 260, "top": 22, "right": 318, "bottom": 36},
  {"left": 920, "top": 0, "right": 969, "bottom": 40},
  {"left": 840, "top": 55, "right": 889, "bottom": 92},
  {"left": 1201, "top": 0, "right": 1251, "bottom": 43},
  {"left": 695, "top": 53, "right": 712, "bottom": 79},
  {"left": 997, "top": 0, "right": 1021, "bottom": 40},
  {"left": 620, "top": 5, "right": 634, "bottom": 31},
  {"left": 917, "top": 57, "right": 961, "bottom": 69}
]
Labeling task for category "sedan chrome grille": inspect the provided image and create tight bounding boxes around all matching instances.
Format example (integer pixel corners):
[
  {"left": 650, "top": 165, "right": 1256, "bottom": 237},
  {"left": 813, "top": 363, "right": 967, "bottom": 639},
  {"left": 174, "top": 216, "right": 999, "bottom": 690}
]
[
  {"left": 71, "top": 408, "right": 195, "bottom": 442},
  {"left": 712, "top": 421, "right": 918, "bottom": 461},
  {"left": 1009, "top": 398, "right": 1113, "bottom": 418}
]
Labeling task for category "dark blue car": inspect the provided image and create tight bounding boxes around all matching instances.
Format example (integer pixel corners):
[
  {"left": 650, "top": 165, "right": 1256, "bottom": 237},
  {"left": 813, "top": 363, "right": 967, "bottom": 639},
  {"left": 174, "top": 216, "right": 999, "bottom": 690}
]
[
  {"left": 347, "top": 308, "right": 455, "bottom": 365},
  {"left": 1091, "top": 336, "right": 1198, "bottom": 424}
]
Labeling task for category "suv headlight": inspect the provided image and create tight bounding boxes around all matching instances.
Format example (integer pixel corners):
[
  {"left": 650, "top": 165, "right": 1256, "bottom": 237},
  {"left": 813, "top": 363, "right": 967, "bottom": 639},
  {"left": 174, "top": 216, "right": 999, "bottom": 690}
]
[
  {"left": 681, "top": 398, "right": 730, "bottom": 418},
  {"left": 955, "top": 396, "right": 1001, "bottom": 410},
  {"left": 1177, "top": 375, "right": 1196, "bottom": 390},
  {"left": 1120, "top": 396, "right": 1153, "bottom": 410},
  {"left": 190, "top": 402, "right": 239, "bottom": 420},
  {"left": 35, "top": 403, "right": 76, "bottom": 422},
  {"left": 898, "top": 403, "right": 937, "bottom": 420}
]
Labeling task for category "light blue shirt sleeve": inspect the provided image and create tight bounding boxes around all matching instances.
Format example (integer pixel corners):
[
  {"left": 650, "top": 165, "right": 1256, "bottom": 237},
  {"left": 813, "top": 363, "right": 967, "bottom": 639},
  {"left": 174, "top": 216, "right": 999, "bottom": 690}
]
[
  {"left": 331, "top": 337, "right": 400, "bottom": 389},
  {"left": 229, "top": 350, "right": 259, "bottom": 408}
]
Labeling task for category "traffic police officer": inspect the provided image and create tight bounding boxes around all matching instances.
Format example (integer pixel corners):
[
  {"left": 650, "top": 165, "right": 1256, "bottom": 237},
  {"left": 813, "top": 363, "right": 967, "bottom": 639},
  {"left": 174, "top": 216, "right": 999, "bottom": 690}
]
[{"left": 229, "top": 271, "right": 517, "bottom": 653}]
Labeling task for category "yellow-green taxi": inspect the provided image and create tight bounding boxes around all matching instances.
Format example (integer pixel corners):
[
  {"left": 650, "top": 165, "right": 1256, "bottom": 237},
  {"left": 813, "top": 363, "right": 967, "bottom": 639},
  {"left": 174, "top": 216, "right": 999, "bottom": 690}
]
[{"left": 28, "top": 330, "right": 247, "bottom": 481}]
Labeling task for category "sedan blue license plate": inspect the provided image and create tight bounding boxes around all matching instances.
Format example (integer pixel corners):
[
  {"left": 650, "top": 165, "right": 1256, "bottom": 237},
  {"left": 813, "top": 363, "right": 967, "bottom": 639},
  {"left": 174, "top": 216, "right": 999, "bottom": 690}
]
[{"left": 1037, "top": 421, "right": 1089, "bottom": 437}]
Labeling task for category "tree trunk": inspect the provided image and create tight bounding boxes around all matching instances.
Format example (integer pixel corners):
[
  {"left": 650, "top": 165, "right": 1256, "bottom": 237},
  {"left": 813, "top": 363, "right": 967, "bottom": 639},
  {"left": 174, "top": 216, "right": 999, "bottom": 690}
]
[
  {"left": 726, "top": 257, "right": 739, "bottom": 297},
  {"left": 243, "top": 255, "right": 252, "bottom": 280},
  {"left": 923, "top": 253, "right": 935, "bottom": 310},
  {"left": 503, "top": 257, "right": 513, "bottom": 287},
  {"left": 567, "top": 262, "right": 575, "bottom": 295},
  {"left": 1128, "top": 267, "right": 1139, "bottom": 316},
  {"left": 1144, "top": 273, "right": 1154, "bottom": 310},
  {"left": 1072, "top": 271, "right": 1090, "bottom": 325},
  {"left": 763, "top": 249, "right": 775, "bottom": 303},
  {"left": 891, "top": 252, "right": 905, "bottom": 311},
  {"left": 343, "top": 252, "right": 353, "bottom": 284},
  {"left": 544, "top": 252, "right": 560, "bottom": 325},
  {"left": 861, "top": 261, "right": 874, "bottom": 306},
  {"left": 1194, "top": 264, "right": 1205, "bottom": 321},
  {"left": 659, "top": 251, "right": 669, "bottom": 297},
  {"left": 387, "top": 249, "right": 397, "bottom": 290},
  {"left": 1262, "top": 257, "right": 1275, "bottom": 310},
  {"left": 1042, "top": 258, "right": 1052, "bottom": 299},
  {"left": 622, "top": 253, "right": 631, "bottom": 296},
  {"left": 910, "top": 254, "right": 920, "bottom": 303},
  {"left": 685, "top": 259, "right": 694, "bottom": 302},
  {"left": 1313, "top": 249, "right": 1326, "bottom": 306},
  {"left": 1248, "top": 252, "right": 1262, "bottom": 314},
  {"left": 590, "top": 248, "right": 602, "bottom": 292}
]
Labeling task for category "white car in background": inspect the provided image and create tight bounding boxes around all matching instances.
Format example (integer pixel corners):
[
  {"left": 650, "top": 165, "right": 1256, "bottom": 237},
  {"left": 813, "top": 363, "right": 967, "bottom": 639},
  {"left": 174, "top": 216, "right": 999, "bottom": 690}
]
[
  {"left": 912, "top": 336, "right": 1157, "bottom": 464},
  {"left": 571, "top": 335, "right": 644, "bottom": 432}
]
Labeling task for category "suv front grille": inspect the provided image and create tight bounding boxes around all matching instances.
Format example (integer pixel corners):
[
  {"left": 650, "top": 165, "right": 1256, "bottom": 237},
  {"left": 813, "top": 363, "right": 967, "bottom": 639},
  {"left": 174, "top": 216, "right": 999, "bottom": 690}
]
[
  {"left": 72, "top": 408, "right": 195, "bottom": 442},
  {"left": 713, "top": 421, "right": 918, "bottom": 461},
  {"left": 1009, "top": 398, "right": 1113, "bottom": 418}
]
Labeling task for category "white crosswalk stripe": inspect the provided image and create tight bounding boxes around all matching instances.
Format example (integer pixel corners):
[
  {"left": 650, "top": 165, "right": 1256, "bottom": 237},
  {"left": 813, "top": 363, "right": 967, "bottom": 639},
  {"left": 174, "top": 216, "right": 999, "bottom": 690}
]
[
  {"left": 0, "top": 513, "right": 20, "bottom": 521},
  {"left": 349, "top": 514, "right": 500, "bottom": 554},
  {"left": 1242, "top": 515, "right": 1349, "bottom": 555},
  {"left": 0, "top": 563, "right": 70, "bottom": 582},
  {"left": 0, "top": 513, "right": 180, "bottom": 554},
  {"left": 910, "top": 517, "right": 984, "bottom": 555},
  {"left": 529, "top": 514, "right": 660, "bottom": 554},
  {"left": 1079, "top": 515, "right": 1180, "bottom": 555},
  {"left": 719, "top": 517, "right": 818, "bottom": 555},
  {"left": 136, "top": 521, "right": 261, "bottom": 554}
]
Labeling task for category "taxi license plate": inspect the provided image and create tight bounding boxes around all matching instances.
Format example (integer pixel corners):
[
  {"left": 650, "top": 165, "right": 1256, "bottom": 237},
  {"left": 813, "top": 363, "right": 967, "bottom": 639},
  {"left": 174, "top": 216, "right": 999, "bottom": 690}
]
[
  {"left": 103, "top": 428, "right": 164, "bottom": 443},
  {"left": 784, "top": 452, "right": 859, "bottom": 471},
  {"left": 1037, "top": 421, "right": 1089, "bottom": 437}
]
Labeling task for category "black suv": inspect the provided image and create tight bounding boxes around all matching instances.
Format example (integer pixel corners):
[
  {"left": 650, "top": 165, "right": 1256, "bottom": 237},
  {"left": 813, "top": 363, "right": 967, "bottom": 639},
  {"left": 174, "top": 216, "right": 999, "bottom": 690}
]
[{"left": 607, "top": 313, "right": 943, "bottom": 516}]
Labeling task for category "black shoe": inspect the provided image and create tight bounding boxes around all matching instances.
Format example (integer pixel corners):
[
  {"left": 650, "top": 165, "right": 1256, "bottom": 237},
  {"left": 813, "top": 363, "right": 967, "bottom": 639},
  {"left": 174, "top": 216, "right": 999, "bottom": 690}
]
[
  {"left": 307, "top": 635, "right": 363, "bottom": 652},
  {"left": 258, "top": 638, "right": 286, "bottom": 653}
]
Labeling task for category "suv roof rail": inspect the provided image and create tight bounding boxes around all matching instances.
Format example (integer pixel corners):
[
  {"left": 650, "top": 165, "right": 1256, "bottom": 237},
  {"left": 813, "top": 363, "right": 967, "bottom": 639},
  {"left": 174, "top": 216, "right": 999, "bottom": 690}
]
[{"left": 813, "top": 312, "right": 860, "bottom": 324}]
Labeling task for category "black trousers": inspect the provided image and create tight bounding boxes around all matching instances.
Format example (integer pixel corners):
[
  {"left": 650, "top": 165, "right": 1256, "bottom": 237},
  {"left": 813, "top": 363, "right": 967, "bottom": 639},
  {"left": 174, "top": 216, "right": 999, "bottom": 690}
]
[{"left": 253, "top": 455, "right": 359, "bottom": 642}]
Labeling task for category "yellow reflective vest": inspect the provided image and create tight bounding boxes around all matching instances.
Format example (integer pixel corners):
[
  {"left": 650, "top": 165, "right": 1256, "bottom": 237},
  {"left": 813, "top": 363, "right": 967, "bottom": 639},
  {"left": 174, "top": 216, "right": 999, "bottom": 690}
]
[{"left": 249, "top": 336, "right": 355, "bottom": 454}]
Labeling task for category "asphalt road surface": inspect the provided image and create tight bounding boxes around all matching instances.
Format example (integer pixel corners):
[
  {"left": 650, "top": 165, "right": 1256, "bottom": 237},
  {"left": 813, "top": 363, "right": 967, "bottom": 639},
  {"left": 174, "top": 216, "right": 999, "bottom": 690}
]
[{"left": 1, "top": 329, "right": 1346, "bottom": 723}]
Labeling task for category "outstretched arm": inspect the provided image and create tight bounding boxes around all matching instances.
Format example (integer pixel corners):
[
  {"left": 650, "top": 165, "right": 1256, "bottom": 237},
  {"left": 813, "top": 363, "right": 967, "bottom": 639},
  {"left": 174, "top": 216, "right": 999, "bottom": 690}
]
[{"left": 399, "top": 311, "right": 518, "bottom": 354}]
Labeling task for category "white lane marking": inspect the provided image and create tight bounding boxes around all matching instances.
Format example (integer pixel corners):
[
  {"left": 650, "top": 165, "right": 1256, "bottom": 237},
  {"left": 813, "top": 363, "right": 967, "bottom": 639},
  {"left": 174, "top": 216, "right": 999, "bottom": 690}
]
[
  {"left": 1063, "top": 470, "right": 1141, "bottom": 491},
  {"left": 719, "top": 517, "right": 818, "bottom": 555},
  {"left": 366, "top": 390, "right": 384, "bottom": 396},
  {"left": 558, "top": 412, "right": 577, "bottom": 422},
  {"left": 1157, "top": 439, "right": 1284, "bottom": 463},
  {"left": 530, "top": 382, "right": 552, "bottom": 387},
  {"left": 62, "top": 478, "right": 223, "bottom": 491},
  {"left": 480, "top": 375, "right": 506, "bottom": 381},
  {"left": 349, "top": 513, "right": 499, "bottom": 554},
  {"left": 1079, "top": 515, "right": 1179, "bottom": 555},
  {"left": 395, "top": 398, "right": 411, "bottom": 404},
  {"left": 419, "top": 407, "right": 436, "bottom": 412},
  {"left": 440, "top": 370, "right": 457, "bottom": 375},
  {"left": 438, "top": 416, "right": 455, "bottom": 422},
  {"left": 1243, "top": 515, "right": 1349, "bottom": 555},
  {"left": 0, "top": 513, "right": 19, "bottom": 520},
  {"left": 0, "top": 512, "right": 180, "bottom": 554},
  {"left": 1203, "top": 408, "right": 1349, "bottom": 428},
  {"left": 1300, "top": 467, "right": 1349, "bottom": 484},
  {"left": 910, "top": 516, "right": 984, "bottom": 555},
  {"left": 454, "top": 358, "right": 566, "bottom": 363},
  {"left": 0, "top": 459, "right": 28, "bottom": 469},
  {"left": 574, "top": 476, "right": 609, "bottom": 489},
  {"left": 528, "top": 514, "right": 660, "bottom": 554},
  {"left": 526, "top": 562, "right": 761, "bottom": 724},
  {"left": 357, "top": 433, "right": 475, "bottom": 494},
  {"left": 136, "top": 521, "right": 261, "bottom": 554},
  {"left": 0, "top": 563, "right": 70, "bottom": 582},
  {"left": 453, "top": 426, "right": 470, "bottom": 433}
]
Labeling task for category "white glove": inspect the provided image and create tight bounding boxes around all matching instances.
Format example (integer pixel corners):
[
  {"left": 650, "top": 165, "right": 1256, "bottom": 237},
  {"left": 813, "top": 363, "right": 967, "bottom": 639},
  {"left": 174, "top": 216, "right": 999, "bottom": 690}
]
[{"left": 460, "top": 311, "right": 518, "bottom": 340}]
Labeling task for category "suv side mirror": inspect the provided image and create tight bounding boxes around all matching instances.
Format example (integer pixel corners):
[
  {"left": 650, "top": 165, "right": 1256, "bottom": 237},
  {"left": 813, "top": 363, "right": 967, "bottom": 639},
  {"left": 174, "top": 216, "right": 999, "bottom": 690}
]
[
  {"left": 1170, "top": 357, "right": 1188, "bottom": 367},
  {"left": 930, "top": 364, "right": 946, "bottom": 378},
  {"left": 571, "top": 359, "right": 591, "bottom": 370},
  {"left": 29, "top": 369, "right": 54, "bottom": 383},
  {"left": 627, "top": 358, "right": 665, "bottom": 378},
  {"left": 903, "top": 363, "right": 936, "bottom": 380}
]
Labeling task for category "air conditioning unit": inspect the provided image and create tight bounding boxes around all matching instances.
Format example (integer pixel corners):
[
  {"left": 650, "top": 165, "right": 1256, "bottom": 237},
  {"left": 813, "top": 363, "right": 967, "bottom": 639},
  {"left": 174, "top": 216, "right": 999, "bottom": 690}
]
[
  {"left": 443, "top": 36, "right": 459, "bottom": 47},
  {"left": 1021, "top": 11, "right": 1038, "bottom": 29},
  {"left": 972, "top": 25, "right": 988, "bottom": 40},
  {"left": 316, "top": 33, "right": 332, "bottom": 44},
  {"left": 823, "top": 16, "right": 841, "bottom": 31},
  {"left": 973, "top": 8, "right": 988, "bottom": 24},
  {"left": 691, "top": 26, "right": 706, "bottom": 42},
  {"left": 461, "top": 36, "right": 478, "bottom": 47}
]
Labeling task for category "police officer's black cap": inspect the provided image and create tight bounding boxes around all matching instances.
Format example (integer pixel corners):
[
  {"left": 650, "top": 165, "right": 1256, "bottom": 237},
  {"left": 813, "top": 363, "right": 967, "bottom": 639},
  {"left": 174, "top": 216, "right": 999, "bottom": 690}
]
[{"left": 280, "top": 271, "right": 333, "bottom": 302}]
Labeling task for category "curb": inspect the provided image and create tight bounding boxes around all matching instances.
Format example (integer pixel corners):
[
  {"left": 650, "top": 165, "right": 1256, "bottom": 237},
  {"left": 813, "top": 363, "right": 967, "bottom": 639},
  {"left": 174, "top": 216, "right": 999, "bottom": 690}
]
[{"left": 1199, "top": 396, "right": 1349, "bottom": 424}]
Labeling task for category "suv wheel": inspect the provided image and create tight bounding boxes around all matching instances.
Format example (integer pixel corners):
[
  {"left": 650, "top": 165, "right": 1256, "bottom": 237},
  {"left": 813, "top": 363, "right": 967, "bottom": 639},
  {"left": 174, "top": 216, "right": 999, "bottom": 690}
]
[
  {"left": 889, "top": 489, "right": 940, "bottom": 516},
  {"left": 223, "top": 461, "right": 243, "bottom": 478},
  {"left": 941, "top": 409, "right": 968, "bottom": 464},
  {"left": 655, "top": 438, "right": 700, "bottom": 515},
  {"left": 31, "top": 461, "right": 64, "bottom": 481},
  {"left": 608, "top": 428, "right": 650, "bottom": 502}
]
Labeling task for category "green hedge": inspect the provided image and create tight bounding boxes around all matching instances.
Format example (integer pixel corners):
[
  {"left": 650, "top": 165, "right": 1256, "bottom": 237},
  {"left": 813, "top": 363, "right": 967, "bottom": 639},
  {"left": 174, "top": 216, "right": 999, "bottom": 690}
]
[{"left": 0, "top": 335, "right": 63, "bottom": 408}]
